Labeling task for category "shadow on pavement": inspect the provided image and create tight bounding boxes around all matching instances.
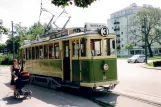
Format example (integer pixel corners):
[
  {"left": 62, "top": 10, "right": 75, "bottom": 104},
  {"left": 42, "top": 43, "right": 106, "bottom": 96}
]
[
  {"left": 4, "top": 82, "right": 12, "bottom": 89},
  {"left": 3, "top": 96, "right": 23, "bottom": 105},
  {"left": 3, "top": 81, "right": 118, "bottom": 107}
]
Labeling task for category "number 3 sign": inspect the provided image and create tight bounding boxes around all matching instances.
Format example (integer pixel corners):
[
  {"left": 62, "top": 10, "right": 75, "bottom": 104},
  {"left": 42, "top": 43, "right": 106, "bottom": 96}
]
[{"left": 100, "top": 26, "right": 109, "bottom": 36}]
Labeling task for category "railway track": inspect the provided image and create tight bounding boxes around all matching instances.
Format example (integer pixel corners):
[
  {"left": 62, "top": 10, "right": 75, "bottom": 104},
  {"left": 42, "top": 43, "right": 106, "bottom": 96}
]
[{"left": 1, "top": 74, "right": 161, "bottom": 107}]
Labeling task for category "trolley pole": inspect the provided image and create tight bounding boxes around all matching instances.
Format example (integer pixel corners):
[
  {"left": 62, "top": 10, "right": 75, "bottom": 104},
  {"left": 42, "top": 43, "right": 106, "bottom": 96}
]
[
  {"left": 12, "top": 21, "right": 15, "bottom": 59},
  {"left": 144, "top": 17, "right": 148, "bottom": 64}
]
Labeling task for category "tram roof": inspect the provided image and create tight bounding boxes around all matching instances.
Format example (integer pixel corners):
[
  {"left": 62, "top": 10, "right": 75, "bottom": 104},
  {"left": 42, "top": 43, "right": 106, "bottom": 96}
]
[{"left": 21, "top": 30, "right": 116, "bottom": 48}]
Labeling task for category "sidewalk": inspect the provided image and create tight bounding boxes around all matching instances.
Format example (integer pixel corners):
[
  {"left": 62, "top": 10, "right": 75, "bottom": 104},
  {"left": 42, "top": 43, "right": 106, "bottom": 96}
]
[{"left": 140, "top": 63, "right": 161, "bottom": 70}]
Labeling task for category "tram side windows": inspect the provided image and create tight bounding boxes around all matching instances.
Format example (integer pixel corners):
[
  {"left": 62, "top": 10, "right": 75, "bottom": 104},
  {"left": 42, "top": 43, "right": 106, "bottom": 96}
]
[
  {"left": 80, "top": 38, "right": 87, "bottom": 57},
  {"left": 32, "top": 47, "right": 35, "bottom": 60},
  {"left": 25, "top": 48, "right": 29, "bottom": 60},
  {"left": 39, "top": 45, "right": 43, "bottom": 59},
  {"left": 90, "top": 39, "right": 102, "bottom": 56},
  {"left": 104, "top": 38, "right": 116, "bottom": 56},
  {"left": 54, "top": 43, "right": 60, "bottom": 59},
  {"left": 28, "top": 48, "right": 32, "bottom": 60},
  {"left": 35, "top": 46, "right": 39, "bottom": 59},
  {"left": 23, "top": 49, "right": 25, "bottom": 59},
  {"left": 44, "top": 44, "right": 49, "bottom": 59},
  {"left": 72, "top": 40, "right": 79, "bottom": 57},
  {"left": 49, "top": 43, "right": 54, "bottom": 59}
]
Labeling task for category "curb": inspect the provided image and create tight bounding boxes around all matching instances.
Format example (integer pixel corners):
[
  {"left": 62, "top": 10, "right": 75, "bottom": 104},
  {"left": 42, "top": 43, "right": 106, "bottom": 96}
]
[
  {"left": 112, "top": 91, "right": 161, "bottom": 107},
  {"left": 141, "top": 65, "right": 161, "bottom": 70}
]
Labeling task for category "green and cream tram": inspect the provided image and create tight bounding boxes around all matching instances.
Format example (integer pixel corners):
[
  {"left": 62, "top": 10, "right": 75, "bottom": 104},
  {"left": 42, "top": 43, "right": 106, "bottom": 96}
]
[{"left": 20, "top": 23, "right": 119, "bottom": 91}]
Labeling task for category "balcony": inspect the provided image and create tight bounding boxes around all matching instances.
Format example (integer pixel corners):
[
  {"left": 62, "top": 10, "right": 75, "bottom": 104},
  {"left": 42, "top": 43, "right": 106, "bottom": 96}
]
[
  {"left": 114, "top": 22, "right": 120, "bottom": 24},
  {"left": 117, "top": 39, "right": 120, "bottom": 43},
  {"left": 114, "top": 27, "right": 120, "bottom": 31},
  {"left": 117, "top": 45, "right": 121, "bottom": 50},
  {"left": 116, "top": 34, "right": 120, "bottom": 37}
]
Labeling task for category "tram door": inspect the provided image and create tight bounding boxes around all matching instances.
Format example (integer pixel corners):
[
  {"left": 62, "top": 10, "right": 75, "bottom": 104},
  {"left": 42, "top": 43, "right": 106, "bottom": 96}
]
[{"left": 63, "top": 40, "right": 70, "bottom": 81}]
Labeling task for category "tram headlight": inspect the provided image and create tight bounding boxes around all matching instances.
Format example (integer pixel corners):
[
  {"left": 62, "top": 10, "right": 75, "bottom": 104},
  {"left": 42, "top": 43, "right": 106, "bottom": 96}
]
[{"left": 103, "top": 64, "right": 109, "bottom": 71}]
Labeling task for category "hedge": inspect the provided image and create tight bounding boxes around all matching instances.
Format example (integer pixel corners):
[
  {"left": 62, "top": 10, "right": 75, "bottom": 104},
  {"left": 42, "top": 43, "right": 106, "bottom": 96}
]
[
  {"left": 153, "top": 60, "right": 161, "bottom": 67},
  {"left": 0, "top": 55, "right": 13, "bottom": 65}
]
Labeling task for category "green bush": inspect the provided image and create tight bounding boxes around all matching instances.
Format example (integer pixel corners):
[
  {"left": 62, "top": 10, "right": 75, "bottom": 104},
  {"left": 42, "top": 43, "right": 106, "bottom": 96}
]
[
  {"left": 153, "top": 60, "right": 161, "bottom": 67},
  {"left": 0, "top": 55, "right": 13, "bottom": 65}
]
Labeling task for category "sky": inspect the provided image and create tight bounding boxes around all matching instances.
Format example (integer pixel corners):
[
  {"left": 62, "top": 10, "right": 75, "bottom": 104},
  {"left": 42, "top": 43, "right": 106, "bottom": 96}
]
[{"left": 0, "top": 0, "right": 160, "bottom": 43}]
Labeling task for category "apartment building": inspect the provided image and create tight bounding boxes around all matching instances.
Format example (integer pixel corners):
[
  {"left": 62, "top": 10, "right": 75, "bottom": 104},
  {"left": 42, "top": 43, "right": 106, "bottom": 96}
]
[{"left": 107, "top": 3, "right": 161, "bottom": 56}]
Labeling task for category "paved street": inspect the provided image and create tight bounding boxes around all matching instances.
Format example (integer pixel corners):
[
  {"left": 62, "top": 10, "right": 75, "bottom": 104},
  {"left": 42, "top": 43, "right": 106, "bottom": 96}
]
[
  {"left": 0, "top": 60, "right": 161, "bottom": 107},
  {"left": 0, "top": 67, "right": 100, "bottom": 107},
  {"left": 114, "top": 59, "right": 161, "bottom": 104}
]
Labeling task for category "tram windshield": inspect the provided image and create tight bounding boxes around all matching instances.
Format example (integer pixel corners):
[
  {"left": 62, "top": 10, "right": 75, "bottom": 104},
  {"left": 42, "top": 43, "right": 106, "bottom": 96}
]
[{"left": 90, "top": 38, "right": 116, "bottom": 56}]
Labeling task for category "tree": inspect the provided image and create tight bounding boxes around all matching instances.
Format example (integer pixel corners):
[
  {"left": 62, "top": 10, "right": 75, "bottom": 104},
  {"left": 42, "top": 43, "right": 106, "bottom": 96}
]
[
  {"left": 51, "top": 0, "right": 96, "bottom": 8},
  {"left": 0, "top": 44, "right": 7, "bottom": 50},
  {"left": 154, "top": 28, "right": 161, "bottom": 45},
  {"left": 129, "top": 7, "right": 161, "bottom": 57},
  {"left": 125, "top": 43, "right": 133, "bottom": 56},
  {"left": 0, "top": 19, "right": 8, "bottom": 41},
  {"left": 28, "top": 23, "right": 47, "bottom": 39},
  {"left": 5, "top": 36, "right": 21, "bottom": 54}
]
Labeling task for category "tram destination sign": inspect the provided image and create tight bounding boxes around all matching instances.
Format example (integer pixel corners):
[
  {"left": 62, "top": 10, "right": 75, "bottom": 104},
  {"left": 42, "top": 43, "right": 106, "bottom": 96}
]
[{"left": 84, "top": 22, "right": 107, "bottom": 31}]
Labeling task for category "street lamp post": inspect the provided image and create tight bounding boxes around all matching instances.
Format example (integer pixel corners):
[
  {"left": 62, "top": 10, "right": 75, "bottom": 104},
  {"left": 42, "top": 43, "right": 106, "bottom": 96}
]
[
  {"left": 144, "top": 17, "right": 148, "bottom": 64},
  {"left": 11, "top": 21, "right": 15, "bottom": 59}
]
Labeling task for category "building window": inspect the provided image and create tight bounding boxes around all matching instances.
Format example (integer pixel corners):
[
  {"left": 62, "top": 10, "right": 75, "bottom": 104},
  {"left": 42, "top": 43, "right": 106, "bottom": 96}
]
[
  {"left": 122, "top": 44, "right": 124, "bottom": 47},
  {"left": 121, "top": 32, "right": 123, "bottom": 35}
]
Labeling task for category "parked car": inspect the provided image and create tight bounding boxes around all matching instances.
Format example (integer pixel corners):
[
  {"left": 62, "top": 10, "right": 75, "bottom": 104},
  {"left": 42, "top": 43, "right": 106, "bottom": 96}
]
[{"left": 127, "top": 54, "right": 146, "bottom": 63}]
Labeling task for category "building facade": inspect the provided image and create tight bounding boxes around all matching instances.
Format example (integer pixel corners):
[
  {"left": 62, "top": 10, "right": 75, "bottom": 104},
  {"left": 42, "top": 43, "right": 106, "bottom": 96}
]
[{"left": 107, "top": 3, "right": 161, "bottom": 56}]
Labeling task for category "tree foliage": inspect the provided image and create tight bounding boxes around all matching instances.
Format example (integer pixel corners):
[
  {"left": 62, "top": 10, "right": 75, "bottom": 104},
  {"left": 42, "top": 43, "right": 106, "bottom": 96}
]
[
  {"left": 28, "top": 23, "right": 47, "bottom": 39},
  {"left": 125, "top": 43, "right": 133, "bottom": 50},
  {"left": 0, "top": 19, "right": 8, "bottom": 34},
  {"left": 0, "top": 44, "right": 7, "bottom": 50},
  {"left": 129, "top": 7, "right": 161, "bottom": 57},
  {"left": 5, "top": 22, "right": 47, "bottom": 54},
  {"left": 51, "top": 0, "right": 96, "bottom": 8}
]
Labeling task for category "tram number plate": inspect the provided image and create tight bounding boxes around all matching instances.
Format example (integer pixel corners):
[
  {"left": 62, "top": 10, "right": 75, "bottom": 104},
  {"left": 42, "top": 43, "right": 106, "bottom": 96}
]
[{"left": 103, "top": 76, "right": 107, "bottom": 80}]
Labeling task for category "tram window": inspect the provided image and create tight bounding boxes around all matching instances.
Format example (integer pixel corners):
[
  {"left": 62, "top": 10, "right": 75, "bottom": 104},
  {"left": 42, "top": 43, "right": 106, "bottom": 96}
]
[
  {"left": 80, "top": 40, "right": 86, "bottom": 57},
  {"left": 49, "top": 43, "right": 54, "bottom": 59},
  {"left": 90, "top": 39, "right": 102, "bottom": 56},
  {"left": 104, "top": 38, "right": 116, "bottom": 56},
  {"left": 72, "top": 40, "right": 79, "bottom": 57},
  {"left": 32, "top": 47, "right": 35, "bottom": 60},
  {"left": 35, "top": 46, "right": 39, "bottom": 59},
  {"left": 25, "top": 48, "right": 28, "bottom": 60},
  {"left": 54, "top": 43, "right": 59, "bottom": 59},
  {"left": 28, "top": 48, "right": 32, "bottom": 59},
  {"left": 22, "top": 49, "right": 25, "bottom": 59},
  {"left": 44, "top": 44, "right": 49, "bottom": 59},
  {"left": 39, "top": 45, "right": 43, "bottom": 59}
]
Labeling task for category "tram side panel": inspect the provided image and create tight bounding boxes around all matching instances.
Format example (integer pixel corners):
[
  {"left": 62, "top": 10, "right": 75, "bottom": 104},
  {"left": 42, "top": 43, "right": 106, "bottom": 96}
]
[
  {"left": 81, "top": 58, "right": 117, "bottom": 87},
  {"left": 72, "top": 60, "right": 81, "bottom": 82},
  {"left": 48, "top": 59, "right": 62, "bottom": 78}
]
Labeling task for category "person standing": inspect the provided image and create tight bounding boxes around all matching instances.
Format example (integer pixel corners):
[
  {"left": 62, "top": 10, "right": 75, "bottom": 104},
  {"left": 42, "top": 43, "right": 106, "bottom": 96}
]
[{"left": 10, "top": 59, "right": 20, "bottom": 90}]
